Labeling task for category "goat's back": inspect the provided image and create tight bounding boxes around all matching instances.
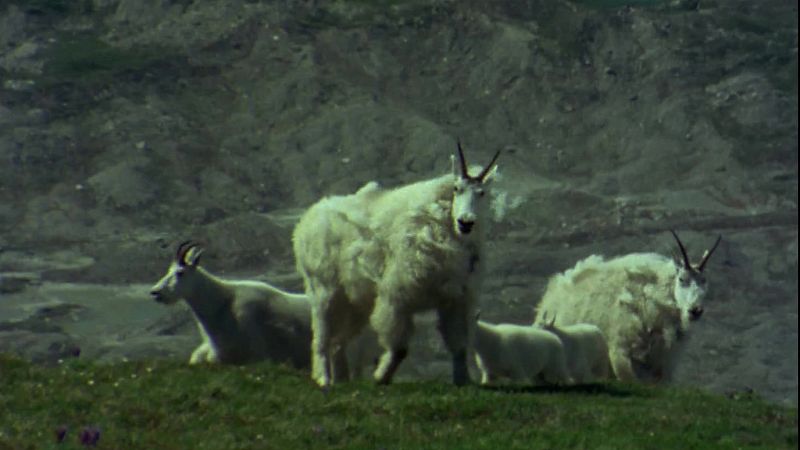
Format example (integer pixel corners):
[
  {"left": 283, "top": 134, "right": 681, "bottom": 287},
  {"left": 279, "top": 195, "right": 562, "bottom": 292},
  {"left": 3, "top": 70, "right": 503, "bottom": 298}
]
[
  {"left": 535, "top": 253, "right": 675, "bottom": 343},
  {"left": 292, "top": 175, "right": 465, "bottom": 300},
  {"left": 476, "top": 321, "right": 563, "bottom": 356},
  {"left": 228, "top": 281, "right": 313, "bottom": 368}
]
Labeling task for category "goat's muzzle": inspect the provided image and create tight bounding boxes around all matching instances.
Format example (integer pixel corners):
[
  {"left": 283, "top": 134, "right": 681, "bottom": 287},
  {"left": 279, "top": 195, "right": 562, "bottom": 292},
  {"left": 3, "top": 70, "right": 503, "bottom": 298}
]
[
  {"left": 457, "top": 219, "right": 474, "bottom": 234},
  {"left": 689, "top": 306, "right": 704, "bottom": 320}
]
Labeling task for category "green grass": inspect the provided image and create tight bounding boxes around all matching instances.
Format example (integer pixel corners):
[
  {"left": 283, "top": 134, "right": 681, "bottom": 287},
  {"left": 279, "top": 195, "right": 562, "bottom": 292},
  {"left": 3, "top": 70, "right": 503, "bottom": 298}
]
[{"left": 0, "top": 355, "right": 795, "bottom": 450}]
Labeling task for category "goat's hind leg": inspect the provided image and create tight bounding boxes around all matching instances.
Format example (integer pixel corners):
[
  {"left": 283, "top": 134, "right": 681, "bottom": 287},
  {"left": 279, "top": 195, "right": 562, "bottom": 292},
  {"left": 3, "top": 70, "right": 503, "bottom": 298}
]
[
  {"left": 329, "top": 310, "right": 371, "bottom": 382},
  {"left": 544, "top": 353, "right": 573, "bottom": 386},
  {"left": 329, "top": 344, "right": 351, "bottom": 382},
  {"left": 309, "top": 290, "right": 336, "bottom": 388}
]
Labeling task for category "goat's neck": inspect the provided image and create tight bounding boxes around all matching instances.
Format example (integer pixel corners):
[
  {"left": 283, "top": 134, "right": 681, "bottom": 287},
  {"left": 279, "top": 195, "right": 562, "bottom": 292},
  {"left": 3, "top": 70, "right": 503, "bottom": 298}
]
[{"left": 182, "top": 268, "right": 238, "bottom": 334}]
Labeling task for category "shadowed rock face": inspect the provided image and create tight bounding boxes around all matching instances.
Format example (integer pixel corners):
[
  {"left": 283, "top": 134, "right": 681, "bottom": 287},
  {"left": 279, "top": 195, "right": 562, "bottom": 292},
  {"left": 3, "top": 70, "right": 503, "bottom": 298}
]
[{"left": 0, "top": 0, "right": 796, "bottom": 405}]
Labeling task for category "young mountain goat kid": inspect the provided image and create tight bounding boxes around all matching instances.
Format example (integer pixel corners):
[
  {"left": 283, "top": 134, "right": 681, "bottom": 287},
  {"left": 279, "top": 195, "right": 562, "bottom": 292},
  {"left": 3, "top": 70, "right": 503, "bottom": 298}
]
[
  {"left": 474, "top": 319, "right": 573, "bottom": 386},
  {"left": 534, "top": 231, "right": 722, "bottom": 382},
  {"left": 538, "top": 314, "right": 612, "bottom": 384},
  {"left": 293, "top": 142, "right": 499, "bottom": 387}
]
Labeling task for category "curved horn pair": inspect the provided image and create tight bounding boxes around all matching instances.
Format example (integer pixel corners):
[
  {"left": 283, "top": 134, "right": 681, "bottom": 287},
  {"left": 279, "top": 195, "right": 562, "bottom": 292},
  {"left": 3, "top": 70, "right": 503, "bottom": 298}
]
[
  {"left": 670, "top": 230, "right": 692, "bottom": 270},
  {"left": 176, "top": 240, "right": 200, "bottom": 266},
  {"left": 670, "top": 230, "right": 722, "bottom": 272},
  {"left": 457, "top": 140, "right": 500, "bottom": 182}
]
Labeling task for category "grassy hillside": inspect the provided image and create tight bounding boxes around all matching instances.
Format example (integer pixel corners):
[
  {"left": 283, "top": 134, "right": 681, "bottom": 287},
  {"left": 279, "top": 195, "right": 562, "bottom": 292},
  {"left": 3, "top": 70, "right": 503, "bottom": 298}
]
[{"left": 0, "top": 355, "right": 795, "bottom": 449}]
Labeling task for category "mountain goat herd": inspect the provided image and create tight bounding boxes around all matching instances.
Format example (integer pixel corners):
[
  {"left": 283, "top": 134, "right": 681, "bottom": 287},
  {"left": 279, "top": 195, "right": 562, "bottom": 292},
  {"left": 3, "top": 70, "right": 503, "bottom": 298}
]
[{"left": 152, "top": 141, "right": 722, "bottom": 389}]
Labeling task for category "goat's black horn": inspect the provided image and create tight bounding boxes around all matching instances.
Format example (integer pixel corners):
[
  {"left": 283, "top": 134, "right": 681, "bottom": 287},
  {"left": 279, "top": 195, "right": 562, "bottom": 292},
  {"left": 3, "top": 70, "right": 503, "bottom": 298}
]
[
  {"left": 477, "top": 150, "right": 501, "bottom": 182},
  {"left": 670, "top": 230, "right": 692, "bottom": 270},
  {"left": 176, "top": 240, "right": 192, "bottom": 261},
  {"left": 176, "top": 240, "right": 197, "bottom": 265},
  {"left": 697, "top": 235, "right": 722, "bottom": 272},
  {"left": 457, "top": 139, "right": 469, "bottom": 178}
]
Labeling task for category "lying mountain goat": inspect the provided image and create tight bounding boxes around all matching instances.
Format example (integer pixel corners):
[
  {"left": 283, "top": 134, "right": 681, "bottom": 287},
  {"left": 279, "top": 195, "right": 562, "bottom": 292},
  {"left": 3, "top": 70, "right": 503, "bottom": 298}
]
[
  {"left": 539, "top": 314, "right": 612, "bottom": 384},
  {"left": 474, "top": 319, "right": 573, "bottom": 386},
  {"left": 150, "top": 241, "right": 377, "bottom": 373},
  {"left": 293, "top": 142, "right": 499, "bottom": 387},
  {"left": 534, "top": 231, "right": 722, "bottom": 382}
]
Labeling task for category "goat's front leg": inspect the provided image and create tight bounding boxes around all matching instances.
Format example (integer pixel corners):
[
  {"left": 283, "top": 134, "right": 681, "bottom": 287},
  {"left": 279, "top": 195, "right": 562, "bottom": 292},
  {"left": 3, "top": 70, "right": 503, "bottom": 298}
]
[
  {"left": 189, "top": 342, "right": 212, "bottom": 365},
  {"left": 610, "top": 348, "right": 636, "bottom": 382},
  {"left": 437, "top": 303, "right": 473, "bottom": 386},
  {"left": 371, "top": 299, "right": 413, "bottom": 385},
  {"left": 475, "top": 355, "right": 493, "bottom": 385},
  {"left": 374, "top": 347, "right": 409, "bottom": 385}
]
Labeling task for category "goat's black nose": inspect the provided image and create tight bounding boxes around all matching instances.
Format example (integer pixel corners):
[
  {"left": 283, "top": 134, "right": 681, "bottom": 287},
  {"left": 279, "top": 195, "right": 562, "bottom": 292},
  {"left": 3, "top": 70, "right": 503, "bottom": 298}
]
[
  {"left": 689, "top": 306, "right": 704, "bottom": 320},
  {"left": 457, "top": 219, "right": 474, "bottom": 234}
]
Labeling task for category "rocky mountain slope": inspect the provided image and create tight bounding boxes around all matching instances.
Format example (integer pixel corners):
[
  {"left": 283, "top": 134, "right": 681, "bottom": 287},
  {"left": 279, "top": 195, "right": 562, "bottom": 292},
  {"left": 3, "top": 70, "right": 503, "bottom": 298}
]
[{"left": 0, "top": 0, "right": 796, "bottom": 405}]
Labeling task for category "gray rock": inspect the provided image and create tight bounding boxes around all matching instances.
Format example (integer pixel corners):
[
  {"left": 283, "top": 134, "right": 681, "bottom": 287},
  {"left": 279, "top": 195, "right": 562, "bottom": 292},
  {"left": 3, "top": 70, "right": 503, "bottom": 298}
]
[
  {"left": 0, "top": 5, "right": 27, "bottom": 50},
  {"left": 0, "top": 0, "right": 794, "bottom": 406},
  {"left": 0, "top": 271, "right": 41, "bottom": 294}
]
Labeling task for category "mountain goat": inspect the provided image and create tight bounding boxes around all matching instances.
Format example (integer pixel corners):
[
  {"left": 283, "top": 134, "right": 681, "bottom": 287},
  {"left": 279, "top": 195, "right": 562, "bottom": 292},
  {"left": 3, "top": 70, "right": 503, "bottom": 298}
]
[
  {"left": 534, "top": 231, "right": 722, "bottom": 382},
  {"left": 474, "top": 319, "right": 573, "bottom": 386},
  {"left": 293, "top": 142, "right": 499, "bottom": 387},
  {"left": 538, "top": 314, "right": 612, "bottom": 384},
  {"left": 150, "top": 241, "right": 377, "bottom": 374}
]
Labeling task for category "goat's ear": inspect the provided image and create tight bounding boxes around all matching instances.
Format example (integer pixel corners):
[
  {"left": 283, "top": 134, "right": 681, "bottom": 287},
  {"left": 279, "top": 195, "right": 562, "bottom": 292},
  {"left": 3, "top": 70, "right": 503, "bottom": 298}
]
[{"left": 185, "top": 247, "right": 204, "bottom": 266}]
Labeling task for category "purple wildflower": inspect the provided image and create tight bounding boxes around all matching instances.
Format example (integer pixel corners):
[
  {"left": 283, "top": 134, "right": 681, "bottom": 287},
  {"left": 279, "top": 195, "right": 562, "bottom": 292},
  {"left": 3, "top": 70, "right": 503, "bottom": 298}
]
[
  {"left": 54, "top": 425, "right": 68, "bottom": 443},
  {"left": 78, "top": 426, "right": 101, "bottom": 447}
]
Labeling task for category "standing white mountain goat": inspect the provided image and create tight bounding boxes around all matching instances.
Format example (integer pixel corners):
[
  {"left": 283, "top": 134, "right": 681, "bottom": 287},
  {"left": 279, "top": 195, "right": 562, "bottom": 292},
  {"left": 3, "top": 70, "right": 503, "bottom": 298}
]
[
  {"left": 293, "top": 142, "right": 499, "bottom": 387},
  {"left": 538, "top": 314, "right": 612, "bottom": 384},
  {"left": 474, "top": 319, "right": 573, "bottom": 386},
  {"left": 534, "top": 231, "right": 722, "bottom": 382},
  {"left": 150, "top": 241, "right": 378, "bottom": 373}
]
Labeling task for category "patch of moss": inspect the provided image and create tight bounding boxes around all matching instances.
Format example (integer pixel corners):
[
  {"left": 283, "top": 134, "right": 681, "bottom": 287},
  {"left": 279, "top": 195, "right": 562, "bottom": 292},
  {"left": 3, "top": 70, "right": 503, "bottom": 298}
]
[
  {"left": 571, "top": 0, "right": 669, "bottom": 8},
  {"left": 1, "top": 0, "right": 93, "bottom": 15},
  {"left": 41, "top": 32, "right": 168, "bottom": 86},
  {"left": 295, "top": 0, "right": 453, "bottom": 30}
]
